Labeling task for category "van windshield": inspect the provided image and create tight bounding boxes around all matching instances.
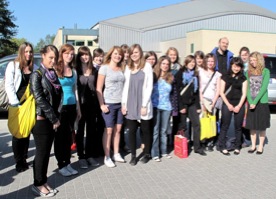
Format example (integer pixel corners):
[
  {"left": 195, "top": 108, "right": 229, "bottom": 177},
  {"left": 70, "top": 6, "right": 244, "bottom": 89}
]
[{"left": 265, "top": 57, "right": 276, "bottom": 78}]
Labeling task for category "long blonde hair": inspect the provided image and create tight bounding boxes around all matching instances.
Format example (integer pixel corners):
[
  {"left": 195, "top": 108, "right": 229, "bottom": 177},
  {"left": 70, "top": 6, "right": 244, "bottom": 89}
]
[
  {"left": 103, "top": 46, "right": 124, "bottom": 69},
  {"left": 248, "top": 51, "right": 265, "bottom": 76},
  {"left": 153, "top": 56, "right": 174, "bottom": 84}
]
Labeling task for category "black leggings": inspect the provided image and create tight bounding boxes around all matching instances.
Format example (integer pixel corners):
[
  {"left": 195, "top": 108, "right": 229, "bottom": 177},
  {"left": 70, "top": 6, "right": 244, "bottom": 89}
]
[
  {"left": 54, "top": 104, "right": 76, "bottom": 169},
  {"left": 76, "top": 102, "right": 96, "bottom": 159},
  {"left": 12, "top": 136, "right": 29, "bottom": 166},
  {"left": 126, "top": 119, "right": 153, "bottom": 156},
  {"left": 32, "top": 119, "right": 55, "bottom": 186}
]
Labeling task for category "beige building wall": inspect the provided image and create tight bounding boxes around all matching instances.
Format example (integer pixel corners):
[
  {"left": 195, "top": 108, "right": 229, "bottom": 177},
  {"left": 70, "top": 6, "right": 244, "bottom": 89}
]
[
  {"left": 187, "top": 30, "right": 276, "bottom": 56},
  {"left": 160, "top": 38, "right": 186, "bottom": 63},
  {"left": 53, "top": 29, "right": 99, "bottom": 54}
]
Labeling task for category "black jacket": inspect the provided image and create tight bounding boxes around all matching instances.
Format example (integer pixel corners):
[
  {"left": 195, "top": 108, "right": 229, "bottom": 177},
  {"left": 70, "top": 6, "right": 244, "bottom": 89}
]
[
  {"left": 175, "top": 70, "right": 200, "bottom": 110},
  {"left": 30, "top": 66, "right": 62, "bottom": 124}
]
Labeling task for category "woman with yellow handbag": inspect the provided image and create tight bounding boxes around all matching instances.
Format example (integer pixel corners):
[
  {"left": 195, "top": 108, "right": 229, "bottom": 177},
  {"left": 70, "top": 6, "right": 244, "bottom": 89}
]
[{"left": 5, "top": 42, "right": 38, "bottom": 172}]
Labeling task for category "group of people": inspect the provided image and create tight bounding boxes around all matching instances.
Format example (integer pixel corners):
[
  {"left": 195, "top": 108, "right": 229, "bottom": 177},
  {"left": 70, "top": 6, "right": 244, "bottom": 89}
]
[{"left": 4, "top": 36, "right": 270, "bottom": 197}]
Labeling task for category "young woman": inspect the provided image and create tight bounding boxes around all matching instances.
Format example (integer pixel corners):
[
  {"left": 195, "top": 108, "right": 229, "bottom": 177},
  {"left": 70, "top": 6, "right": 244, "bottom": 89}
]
[
  {"left": 122, "top": 44, "right": 153, "bottom": 166},
  {"left": 121, "top": 44, "right": 130, "bottom": 67},
  {"left": 246, "top": 52, "right": 270, "bottom": 154},
  {"left": 166, "top": 47, "right": 181, "bottom": 76},
  {"left": 96, "top": 46, "right": 125, "bottom": 168},
  {"left": 199, "top": 53, "right": 221, "bottom": 113},
  {"left": 30, "top": 45, "right": 62, "bottom": 197},
  {"left": 145, "top": 51, "right": 158, "bottom": 69},
  {"left": 54, "top": 44, "right": 81, "bottom": 176},
  {"left": 175, "top": 55, "right": 206, "bottom": 156},
  {"left": 166, "top": 47, "right": 181, "bottom": 142},
  {"left": 239, "top": 46, "right": 251, "bottom": 148},
  {"left": 120, "top": 44, "right": 131, "bottom": 153},
  {"left": 75, "top": 46, "right": 99, "bottom": 169},
  {"left": 92, "top": 47, "right": 105, "bottom": 157},
  {"left": 199, "top": 53, "right": 221, "bottom": 151},
  {"left": 151, "top": 56, "right": 174, "bottom": 162},
  {"left": 239, "top": 47, "right": 250, "bottom": 73},
  {"left": 194, "top": 51, "right": 205, "bottom": 71},
  {"left": 218, "top": 57, "right": 247, "bottom": 155},
  {"left": 93, "top": 48, "right": 104, "bottom": 70},
  {"left": 5, "top": 42, "right": 38, "bottom": 172}
]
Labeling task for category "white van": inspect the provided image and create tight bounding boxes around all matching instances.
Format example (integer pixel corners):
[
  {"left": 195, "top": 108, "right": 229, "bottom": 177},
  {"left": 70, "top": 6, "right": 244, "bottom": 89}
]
[{"left": 263, "top": 54, "right": 276, "bottom": 105}]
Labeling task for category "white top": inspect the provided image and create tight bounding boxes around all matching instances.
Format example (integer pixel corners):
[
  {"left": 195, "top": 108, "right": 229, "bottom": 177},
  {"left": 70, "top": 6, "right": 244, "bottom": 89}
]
[
  {"left": 98, "top": 64, "right": 125, "bottom": 104},
  {"left": 5, "top": 61, "right": 38, "bottom": 105},
  {"left": 122, "top": 62, "right": 153, "bottom": 120},
  {"left": 199, "top": 69, "right": 221, "bottom": 100}
]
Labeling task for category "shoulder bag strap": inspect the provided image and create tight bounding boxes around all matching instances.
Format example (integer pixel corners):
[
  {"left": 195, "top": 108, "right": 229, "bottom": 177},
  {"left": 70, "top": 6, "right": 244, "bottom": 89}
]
[{"left": 202, "top": 71, "right": 216, "bottom": 94}]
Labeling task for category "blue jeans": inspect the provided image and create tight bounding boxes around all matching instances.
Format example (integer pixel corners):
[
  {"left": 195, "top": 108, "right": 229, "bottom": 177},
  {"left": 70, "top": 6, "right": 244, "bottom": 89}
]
[{"left": 151, "top": 108, "right": 171, "bottom": 158}]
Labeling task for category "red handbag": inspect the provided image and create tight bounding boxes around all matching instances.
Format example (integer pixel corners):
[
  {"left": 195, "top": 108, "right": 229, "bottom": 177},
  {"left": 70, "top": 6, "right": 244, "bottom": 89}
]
[{"left": 174, "top": 135, "right": 188, "bottom": 158}]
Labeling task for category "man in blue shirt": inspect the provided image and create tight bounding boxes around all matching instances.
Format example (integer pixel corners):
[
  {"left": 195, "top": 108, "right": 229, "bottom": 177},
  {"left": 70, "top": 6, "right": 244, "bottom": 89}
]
[{"left": 211, "top": 37, "right": 234, "bottom": 75}]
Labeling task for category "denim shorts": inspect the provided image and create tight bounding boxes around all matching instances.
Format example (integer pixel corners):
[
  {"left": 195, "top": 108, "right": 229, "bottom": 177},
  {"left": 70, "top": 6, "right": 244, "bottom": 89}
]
[{"left": 102, "top": 103, "right": 124, "bottom": 128}]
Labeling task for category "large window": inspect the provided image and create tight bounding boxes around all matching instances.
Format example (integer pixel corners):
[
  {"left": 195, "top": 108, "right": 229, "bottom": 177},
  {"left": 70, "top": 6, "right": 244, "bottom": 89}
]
[
  {"left": 87, "top": 41, "right": 93, "bottom": 46},
  {"left": 75, "top": 41, "right": 85, "bottom": 46},
  {"left": 66, "top": 40, "right": 75, "bottom": 46}
]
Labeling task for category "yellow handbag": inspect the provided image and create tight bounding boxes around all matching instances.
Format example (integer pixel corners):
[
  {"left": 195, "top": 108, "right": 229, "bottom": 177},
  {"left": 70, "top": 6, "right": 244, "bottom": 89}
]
[
  {"left": 200, "top": 112, "right": 216, "bottom": 141},
  {"left": 8, "top": 84, "right": 36, "bottom": 139}
]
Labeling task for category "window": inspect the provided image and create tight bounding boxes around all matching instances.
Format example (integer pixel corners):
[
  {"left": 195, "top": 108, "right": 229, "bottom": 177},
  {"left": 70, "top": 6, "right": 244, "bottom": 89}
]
[
  {"left": 75, "top": 41, "right": 85, "bottom": 46},
  {"left": 66, "top": 40, "right": 75, "bottom": 46},
  {"left": 190, "top": 43, "right": 194, "bottom": 54},
  {"left": 87, "top": 41, "right": 93, "bottom": 46}
]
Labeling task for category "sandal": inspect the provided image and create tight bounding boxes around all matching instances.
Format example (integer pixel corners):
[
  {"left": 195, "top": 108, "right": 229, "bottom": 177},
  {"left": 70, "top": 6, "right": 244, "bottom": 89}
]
[{"left": 31, "top": 185, "right": 55, "bottom": 197}]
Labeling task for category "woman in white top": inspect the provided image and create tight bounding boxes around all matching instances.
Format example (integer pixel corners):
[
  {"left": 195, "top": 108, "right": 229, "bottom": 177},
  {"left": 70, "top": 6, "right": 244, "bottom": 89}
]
[
  {"left": 122, "top": 44, "right": 153, "bottom": 166},
  {"left": 5, "top": 42, "right": 38, "bottom": 172},
  {"left": 199, "top": 53, "right": 221, "bottom": 151}
]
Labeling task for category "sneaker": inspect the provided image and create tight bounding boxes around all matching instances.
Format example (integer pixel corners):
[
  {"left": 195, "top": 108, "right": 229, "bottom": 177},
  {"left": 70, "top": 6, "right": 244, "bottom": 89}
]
[
  {"left": 59, "top": 167, "right": 72, "bottom": 177},
  {"left": 66, "top": 164, "right": 78, "bottom": 175},
  {"left": 152, "top": 157, "right": 161, "bottom": 162},
  {"left": 79, "top": 159, "right": 88, "bottom": 169},
  {"left": 87, "top": 157, "right": 100, "bottom": 167},
  {"left": 162, "top": 154, "right": 172, "bottom": 159},
  {"left": 112, "top": 153, "right": 126, "bottom": 163},
  {"left": 104, "top": 157, "right": 116, "bottom": 168}
]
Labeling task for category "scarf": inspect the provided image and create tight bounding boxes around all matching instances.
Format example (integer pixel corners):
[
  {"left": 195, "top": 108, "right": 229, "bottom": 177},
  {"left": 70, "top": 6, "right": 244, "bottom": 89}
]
[
  {"left": 182, "top": 69, "right": 198, "bottom": 93},
  {"left": 41, "top": 64, "right": 61, "bottom": 92}
]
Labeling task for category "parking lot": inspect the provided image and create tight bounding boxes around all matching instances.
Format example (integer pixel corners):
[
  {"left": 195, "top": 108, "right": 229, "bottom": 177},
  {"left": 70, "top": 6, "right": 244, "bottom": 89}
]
[{"left": 0, "top": 112, "right": 276, "bottom": 199}]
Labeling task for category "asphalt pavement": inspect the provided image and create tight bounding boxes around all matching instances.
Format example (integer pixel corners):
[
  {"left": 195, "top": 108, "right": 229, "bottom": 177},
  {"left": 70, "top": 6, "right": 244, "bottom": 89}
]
[{"left": 0, "top": 114, "right": 276, "bottom": 199}]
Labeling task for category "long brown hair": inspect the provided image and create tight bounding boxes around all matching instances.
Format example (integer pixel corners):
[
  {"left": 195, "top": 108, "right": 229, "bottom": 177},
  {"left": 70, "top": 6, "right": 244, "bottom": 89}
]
[
  {"left": 56, "top": 44, "right": 75, "bottom": 78},
  {"left": 15, "top": 42, "right": 34, "bottom": 71},
  {"left": 128, "top": 44, "right": 146, "bottom": 71},
  {"left": 154, "top": 55, "right": 173, "bottom": 84},
  {"left": 248, "top": 51, "right": 264, "bottom": 76},
  {"left": 181, "top": 55, "right": 198, "bottom": 76},
  {"left": 76, "top": 46, "right": 94, "bottom": 75}
]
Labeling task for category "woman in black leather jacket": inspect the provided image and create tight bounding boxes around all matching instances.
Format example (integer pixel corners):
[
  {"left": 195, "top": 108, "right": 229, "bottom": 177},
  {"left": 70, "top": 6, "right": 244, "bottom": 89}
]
[{"left": 30, "top": 45, "right": 62, "bottom": 197}]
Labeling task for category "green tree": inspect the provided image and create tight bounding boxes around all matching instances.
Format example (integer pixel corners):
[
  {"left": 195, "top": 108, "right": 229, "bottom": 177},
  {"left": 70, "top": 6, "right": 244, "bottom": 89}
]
[
  {"left": 34, "top": 34, "right": 55, "bottom": 52},
  {"left": 0, "top": 0, "right": 18, "bottom": 57},
  {"left": 2, "top": 38, "right": 27, "bottom": 55}
]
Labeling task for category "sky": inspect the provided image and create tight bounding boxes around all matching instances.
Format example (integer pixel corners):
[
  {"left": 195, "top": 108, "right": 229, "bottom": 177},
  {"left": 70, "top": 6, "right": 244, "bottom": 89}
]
[{"left": 7, "top": 0, "right": 276, "bottom": 46}]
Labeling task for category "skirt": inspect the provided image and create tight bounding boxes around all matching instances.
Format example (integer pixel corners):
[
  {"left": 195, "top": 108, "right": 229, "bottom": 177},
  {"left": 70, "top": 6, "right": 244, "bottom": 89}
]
[{"left": 245, "top": 103, "right": 270, "bottom": 131}]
